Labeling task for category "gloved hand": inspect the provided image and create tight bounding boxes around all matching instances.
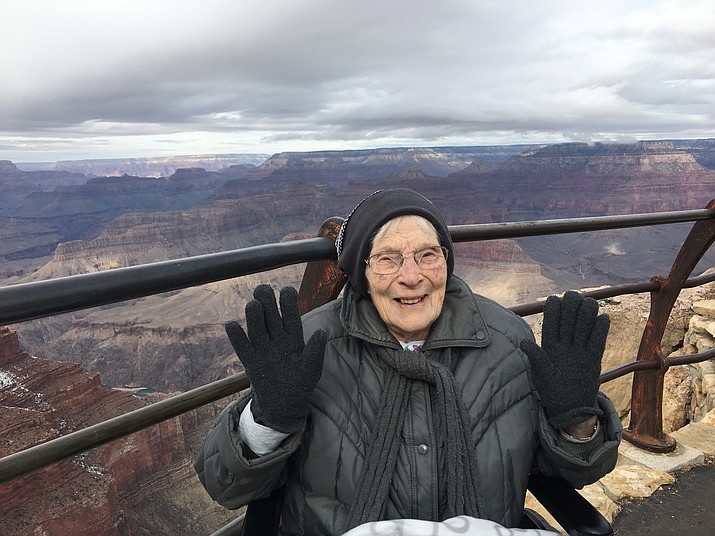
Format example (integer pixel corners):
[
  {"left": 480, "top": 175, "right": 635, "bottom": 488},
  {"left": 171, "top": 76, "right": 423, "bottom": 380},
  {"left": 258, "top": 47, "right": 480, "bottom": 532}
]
[
  {"left": 520, "top": 290, "right": 610, "bottom": 430},
  {"left": 225, "top": 284, "right": 327, "bottom": 434}
]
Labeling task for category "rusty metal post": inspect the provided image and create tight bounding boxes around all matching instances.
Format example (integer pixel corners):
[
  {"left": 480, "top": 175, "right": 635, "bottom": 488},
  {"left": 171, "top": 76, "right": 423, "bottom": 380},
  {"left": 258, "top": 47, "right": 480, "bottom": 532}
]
[
  {"left": 624, "top": 199, "right": 715, "bottom": 451},
  {"left": 298, "top": 217, "right": 347, "bottom": 314}
]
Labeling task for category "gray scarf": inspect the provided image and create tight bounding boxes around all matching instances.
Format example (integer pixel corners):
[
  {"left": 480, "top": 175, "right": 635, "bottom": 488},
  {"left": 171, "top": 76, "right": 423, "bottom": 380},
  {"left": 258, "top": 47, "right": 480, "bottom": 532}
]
[{"left": 345, "top": 347, "right": 484, "bottom": 530}]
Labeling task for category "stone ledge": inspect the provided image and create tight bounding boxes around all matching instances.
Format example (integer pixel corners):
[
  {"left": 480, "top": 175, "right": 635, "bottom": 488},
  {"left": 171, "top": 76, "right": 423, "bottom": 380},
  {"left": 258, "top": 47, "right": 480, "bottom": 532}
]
[
  {"left": 597, "top": 464, "right": 675, "bottom": 501},
  {"left": 670, "top": 421, "right": 715, "bottom": 459},
  {"left": 618, "top": 438, "right": 704, "bottom": 473},
  {"left": 526, "top": 411, "right": 715, "bottom": 534}
]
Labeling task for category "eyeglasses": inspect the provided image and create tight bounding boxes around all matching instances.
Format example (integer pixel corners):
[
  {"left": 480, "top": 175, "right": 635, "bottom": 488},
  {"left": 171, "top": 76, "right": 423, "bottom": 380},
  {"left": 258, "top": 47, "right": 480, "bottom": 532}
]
[{"left": 365, "top": 245, "right": 449, "bottom": 275}]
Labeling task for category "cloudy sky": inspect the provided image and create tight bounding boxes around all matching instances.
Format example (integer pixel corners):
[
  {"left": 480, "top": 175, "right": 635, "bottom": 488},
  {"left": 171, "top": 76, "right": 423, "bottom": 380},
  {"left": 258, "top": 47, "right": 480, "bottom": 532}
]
[{"left": 2, "top": 0, "right": 714, "bottom": 162}]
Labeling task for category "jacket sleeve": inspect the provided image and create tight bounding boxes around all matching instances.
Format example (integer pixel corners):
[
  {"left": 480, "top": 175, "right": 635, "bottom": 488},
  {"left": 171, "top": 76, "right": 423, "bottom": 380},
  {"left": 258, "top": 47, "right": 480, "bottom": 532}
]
[
  {"left": 532, "top": 392, "right": 623, "bottom": 489},
  {"left": 194, "top": 394, "right": 303, "bottom": 509}
]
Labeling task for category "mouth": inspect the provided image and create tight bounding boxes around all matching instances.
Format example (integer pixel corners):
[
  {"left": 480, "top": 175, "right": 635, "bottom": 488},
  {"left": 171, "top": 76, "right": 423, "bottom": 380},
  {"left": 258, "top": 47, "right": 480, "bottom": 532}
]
[{"left": 395, "top": 295, "right": 427, "bottom": 306}]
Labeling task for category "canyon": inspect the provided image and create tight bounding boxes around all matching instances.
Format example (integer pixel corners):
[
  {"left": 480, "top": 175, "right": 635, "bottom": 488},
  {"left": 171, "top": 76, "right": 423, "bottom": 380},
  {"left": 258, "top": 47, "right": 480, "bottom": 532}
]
[
  {"left": 0, "top": 326, "right": 237, "bottom": 535},
  {"left": 3, "top": 141, "right": 715, "bottom": 392},
  {"left": 1, "top": 139, "right": 715, "bottom": 533}
]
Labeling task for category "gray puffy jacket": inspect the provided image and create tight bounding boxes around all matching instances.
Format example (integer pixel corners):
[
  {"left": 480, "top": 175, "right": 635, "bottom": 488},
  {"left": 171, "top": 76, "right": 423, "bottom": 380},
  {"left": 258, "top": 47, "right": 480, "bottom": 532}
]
[{"left": 195, "top": 276, "right": 622, "bottom": 535}]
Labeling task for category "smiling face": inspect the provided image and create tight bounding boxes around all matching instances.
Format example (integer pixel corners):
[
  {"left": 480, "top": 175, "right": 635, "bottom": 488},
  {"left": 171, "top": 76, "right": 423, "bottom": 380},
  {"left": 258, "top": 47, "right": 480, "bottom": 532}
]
[{"left": 365, "top": 215, "right": 448, "bottom": 342}]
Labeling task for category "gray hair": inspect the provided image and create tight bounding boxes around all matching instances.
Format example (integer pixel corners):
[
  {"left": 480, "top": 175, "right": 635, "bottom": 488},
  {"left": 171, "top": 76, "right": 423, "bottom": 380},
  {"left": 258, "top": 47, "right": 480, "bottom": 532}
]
[{"left": 369, "top": 215, "right": 439, "bottom": 254}]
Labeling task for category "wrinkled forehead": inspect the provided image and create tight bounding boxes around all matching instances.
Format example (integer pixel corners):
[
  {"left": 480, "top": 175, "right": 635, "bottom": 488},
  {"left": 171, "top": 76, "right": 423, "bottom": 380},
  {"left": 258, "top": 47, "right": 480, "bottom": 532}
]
[{"left": 369, "top": 215, "right": 439, "bottom": 253}]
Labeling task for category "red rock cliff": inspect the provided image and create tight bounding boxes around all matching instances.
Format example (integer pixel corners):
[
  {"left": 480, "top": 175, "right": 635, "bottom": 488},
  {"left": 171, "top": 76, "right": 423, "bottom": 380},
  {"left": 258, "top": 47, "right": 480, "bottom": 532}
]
[{"left": 0, "top": 327, "right": 235, "bottom": 535}]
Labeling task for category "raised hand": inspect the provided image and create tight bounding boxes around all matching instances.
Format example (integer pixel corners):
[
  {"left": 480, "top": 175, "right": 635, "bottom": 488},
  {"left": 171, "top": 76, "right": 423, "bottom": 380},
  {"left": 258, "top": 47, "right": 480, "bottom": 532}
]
[
  {"left": 520, "top": 290, "right": 610, "bottom": 430},
  {"left": 225, "top": 284, "right": 327, "bottom": 433}
]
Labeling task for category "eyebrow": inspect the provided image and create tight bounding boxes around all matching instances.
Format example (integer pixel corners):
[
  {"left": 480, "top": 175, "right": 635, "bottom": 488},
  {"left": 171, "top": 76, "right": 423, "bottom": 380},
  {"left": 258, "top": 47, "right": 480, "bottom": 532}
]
[{"left": 371, "top": 243, "right": 440, "bottom": 254}]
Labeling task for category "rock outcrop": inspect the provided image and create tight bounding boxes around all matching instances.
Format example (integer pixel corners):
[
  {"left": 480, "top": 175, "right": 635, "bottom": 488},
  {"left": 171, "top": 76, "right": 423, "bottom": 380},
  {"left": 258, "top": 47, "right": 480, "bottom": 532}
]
[
  {"left": 530, "top": 274, "right": 715, "bottom": 429},
  {"left": 0, "top": 166, "right": 243, "bottom": 283},
  {"left": 450, "top": 141, "right": 715, "bottom": 217},
  {"left": 241, "top": 145, "right": 530, "bottom": 182},
  {"left": 0, "top": 327, "right": 236, "bottom": 535},
  {"left": 0, "top": 160, "right": 88, "bottom": 205}
]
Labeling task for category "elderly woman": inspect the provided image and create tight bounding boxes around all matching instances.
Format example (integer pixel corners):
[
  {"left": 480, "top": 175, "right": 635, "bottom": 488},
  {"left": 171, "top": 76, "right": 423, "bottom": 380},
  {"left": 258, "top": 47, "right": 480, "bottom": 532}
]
[{"left": 195, "top": 188, "right": 622, "bottom": 535}]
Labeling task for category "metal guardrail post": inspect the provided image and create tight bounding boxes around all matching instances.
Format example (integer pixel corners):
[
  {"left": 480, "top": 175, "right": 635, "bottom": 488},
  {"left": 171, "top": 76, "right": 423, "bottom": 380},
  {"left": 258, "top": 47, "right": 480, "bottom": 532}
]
[
  {"left": 298, "top": 217, "right": 346, "bottom": 314},
  {"left": 624, "top": 199, "right": 715, "bottom": 452}
]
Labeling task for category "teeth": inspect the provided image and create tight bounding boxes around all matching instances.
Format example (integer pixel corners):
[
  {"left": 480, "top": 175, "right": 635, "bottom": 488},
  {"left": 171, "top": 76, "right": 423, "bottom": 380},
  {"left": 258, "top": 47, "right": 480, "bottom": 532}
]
[{"left": 399, "top": 298, "right": 421, "bottom": 304}]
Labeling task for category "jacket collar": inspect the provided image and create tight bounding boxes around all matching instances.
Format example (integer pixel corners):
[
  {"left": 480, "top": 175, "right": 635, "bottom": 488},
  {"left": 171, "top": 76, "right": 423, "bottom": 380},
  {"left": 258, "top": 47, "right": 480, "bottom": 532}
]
[{"left": 340, "top": 275, "right": 492, "bottom": 350}]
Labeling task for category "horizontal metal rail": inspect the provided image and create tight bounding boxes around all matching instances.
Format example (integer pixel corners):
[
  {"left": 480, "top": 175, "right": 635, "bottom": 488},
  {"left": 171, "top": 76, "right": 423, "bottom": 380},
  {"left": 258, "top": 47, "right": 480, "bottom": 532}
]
[
  {"left": 449, "top": 207, "right": 715, "bottom": 241},
  {"left": 0, "top": 238, "right": 335, "bottom": 325},
  {"left": 510, "top": 271, "right": 715, "bottom": 317},
  {"left": 600, "top": 348, "right": 715, "bottom": 383},
  {"left": 1, "top": 208, "right": 713, "bottom": 326}
]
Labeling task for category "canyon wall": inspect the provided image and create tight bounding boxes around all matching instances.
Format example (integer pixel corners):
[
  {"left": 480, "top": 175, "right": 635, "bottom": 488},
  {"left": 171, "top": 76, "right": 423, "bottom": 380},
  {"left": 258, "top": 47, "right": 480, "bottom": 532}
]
[
  {"left": 42, "top": 154, "right": 268, "bottom": 178},
  {"left": 0, "top": 326, "right": 236, "bottom": 535},
  {"left": 8, "top": 140, "right": 715, "bottom": 392},
  {"left": 2, "top": 139, "right": 715, "bottom": 532}
]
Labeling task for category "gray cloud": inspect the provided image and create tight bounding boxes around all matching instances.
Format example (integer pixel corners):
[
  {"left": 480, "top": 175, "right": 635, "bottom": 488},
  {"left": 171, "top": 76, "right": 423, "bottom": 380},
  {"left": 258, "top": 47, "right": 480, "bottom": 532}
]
[{"left": 1, "top": 0, "right": 714, "bottom": 161}]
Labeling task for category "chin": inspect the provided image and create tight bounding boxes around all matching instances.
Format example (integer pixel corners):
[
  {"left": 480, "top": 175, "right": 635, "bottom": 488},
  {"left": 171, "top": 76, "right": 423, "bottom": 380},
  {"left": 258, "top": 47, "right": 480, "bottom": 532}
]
[{"left": 395, "top": 323, "right": 431, "bottom": 341}]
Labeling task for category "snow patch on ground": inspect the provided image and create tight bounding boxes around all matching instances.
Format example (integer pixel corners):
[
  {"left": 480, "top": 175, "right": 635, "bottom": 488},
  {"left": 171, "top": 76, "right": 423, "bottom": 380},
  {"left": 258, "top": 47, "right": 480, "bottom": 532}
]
[{"left": 0, "top": 371, "right": 15, "bottom": 388}]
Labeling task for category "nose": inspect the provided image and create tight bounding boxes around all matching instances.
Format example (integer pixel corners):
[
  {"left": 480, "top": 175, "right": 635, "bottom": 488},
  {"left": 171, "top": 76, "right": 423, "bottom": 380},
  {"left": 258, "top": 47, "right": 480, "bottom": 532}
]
[{"left": 397, "top": 254, "right": 422, "bottom": 285}]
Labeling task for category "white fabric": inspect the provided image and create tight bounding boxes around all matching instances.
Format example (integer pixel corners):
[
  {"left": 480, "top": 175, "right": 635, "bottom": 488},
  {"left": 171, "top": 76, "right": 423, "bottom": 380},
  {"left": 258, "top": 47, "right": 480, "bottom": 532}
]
[
  {"left": 238, "top": 399, "right": 289, "bottom": 456},
  {"left": 399, "top": 340, "right": 426, "bottom": 351},
  {"left": 341, "top": 516, "right": 556, "bottom": 535}
]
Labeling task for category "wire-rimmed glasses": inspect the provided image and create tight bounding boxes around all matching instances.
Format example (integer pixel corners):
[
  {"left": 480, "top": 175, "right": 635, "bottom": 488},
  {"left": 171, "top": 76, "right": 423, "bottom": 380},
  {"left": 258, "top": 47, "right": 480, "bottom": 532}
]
[{"left": 365, "top": 245, "right": 448, "bottom": 275}]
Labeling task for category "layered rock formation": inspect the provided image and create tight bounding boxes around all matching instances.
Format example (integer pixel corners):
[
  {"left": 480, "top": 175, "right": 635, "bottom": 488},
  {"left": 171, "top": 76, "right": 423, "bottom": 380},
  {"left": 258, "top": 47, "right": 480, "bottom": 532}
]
[
  {"left": 7, "top": 140, "right": 715, "bottom": 393},
  {"left": 44, "top": 154, "right": 269, "bottom": 178},
  {"left": 240, "top": 145, "right": 530, "bottom": 182},
  {"left": 0, "top": 326, "right": 236, "bottom": 535},
  {"left": 0, "top": 160, "right": 88, "bottom": 209},
  {"left": 672, "top": 138, "right": 715, "bottom": 170},
  {"left": 449, "top": 141, "right": 714, "bottom": 217},
  {"left": 0, "top": 165, "right": 251, "bottom": 283},
  {"left": 12, "top": 177, "right": 554, "bottom": 391},
  {"left": 0, "top": 161, "right": 91, "bottom": 279},
  {"left": 454, "top": 240, "right": 556, "bottom": 306}
]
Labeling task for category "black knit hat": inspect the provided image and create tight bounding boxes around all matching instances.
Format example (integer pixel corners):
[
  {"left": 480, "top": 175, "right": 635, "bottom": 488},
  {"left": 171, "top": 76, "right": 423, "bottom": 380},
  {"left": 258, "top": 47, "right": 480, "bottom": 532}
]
[{"left": 336, "top": 188, "right": 454, "bottom": 298}]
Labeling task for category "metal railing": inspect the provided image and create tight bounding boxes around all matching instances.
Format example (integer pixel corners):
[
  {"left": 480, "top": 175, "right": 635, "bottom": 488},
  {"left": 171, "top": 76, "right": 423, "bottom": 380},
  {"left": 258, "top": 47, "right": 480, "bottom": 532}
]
[{"left": 1, "top": 202, "right": 714, "bottom": 487}]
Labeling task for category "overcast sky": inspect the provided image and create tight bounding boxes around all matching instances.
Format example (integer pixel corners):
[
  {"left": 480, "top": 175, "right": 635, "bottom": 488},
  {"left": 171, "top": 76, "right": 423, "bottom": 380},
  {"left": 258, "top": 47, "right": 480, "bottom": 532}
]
[{"left": 2, "top": 0, "right": 714, "bottom": 162}]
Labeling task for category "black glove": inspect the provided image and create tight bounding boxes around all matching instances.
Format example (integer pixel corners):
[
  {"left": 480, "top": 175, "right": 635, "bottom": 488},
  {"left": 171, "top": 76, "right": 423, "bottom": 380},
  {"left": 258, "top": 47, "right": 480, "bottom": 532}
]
[
  {"left": 225, "top": 284, "right": 327, "bottom": 434},
  {"left": 520, "top": 290, "right": 610, "bottom": 430}
]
